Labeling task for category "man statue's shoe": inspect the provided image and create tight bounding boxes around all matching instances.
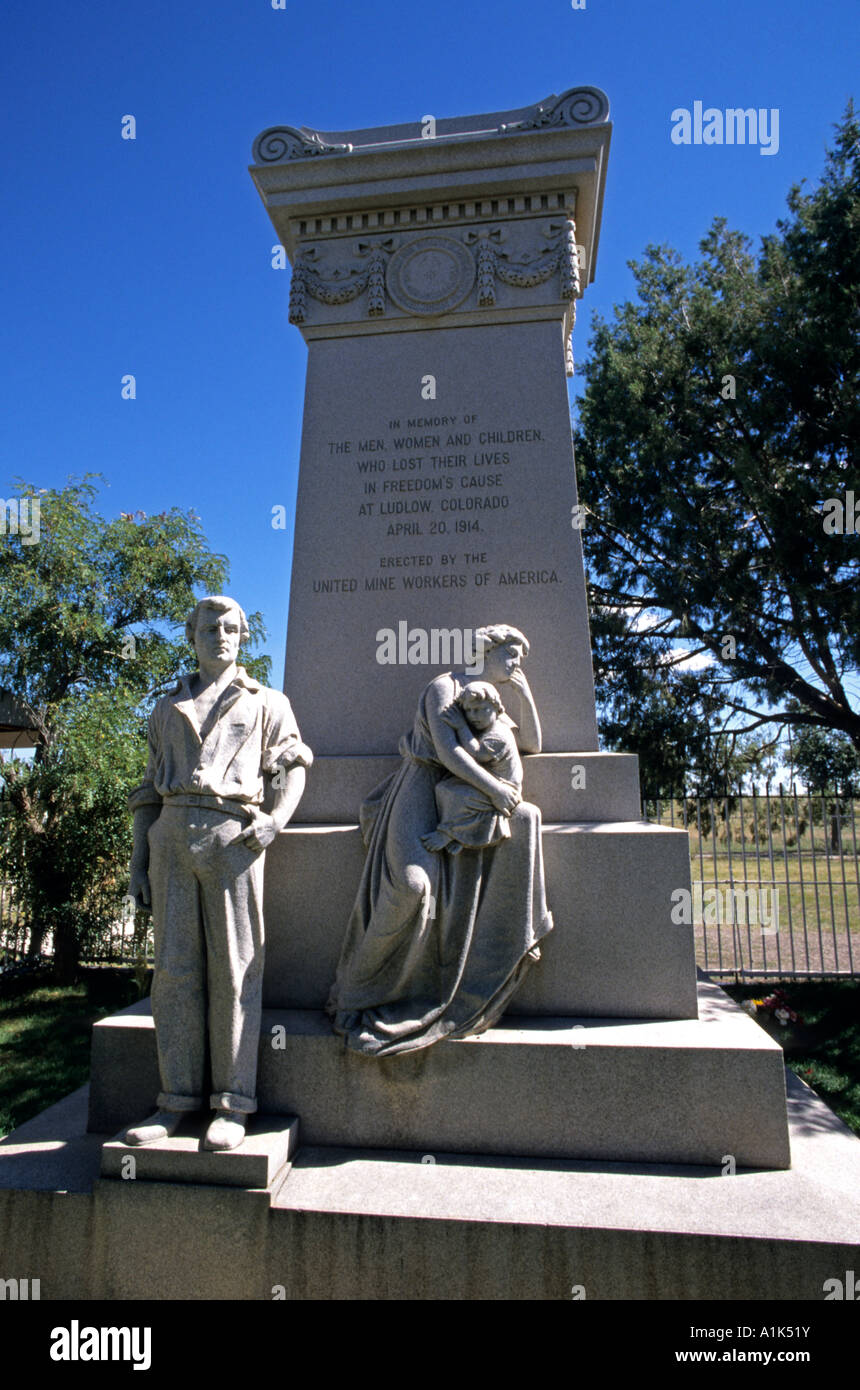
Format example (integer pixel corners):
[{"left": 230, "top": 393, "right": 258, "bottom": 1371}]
[
  {"left": 123, "top": 1109, "right": 185, "bottom": 1146},
  {"left": 203, "top": 1111, "right": 247, "bottom": 1151}
]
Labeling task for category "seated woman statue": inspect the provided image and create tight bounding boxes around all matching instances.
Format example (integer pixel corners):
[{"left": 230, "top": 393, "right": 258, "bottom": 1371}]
[{"left": 326, "top": 623, "right": 553, "bottom": 1057}]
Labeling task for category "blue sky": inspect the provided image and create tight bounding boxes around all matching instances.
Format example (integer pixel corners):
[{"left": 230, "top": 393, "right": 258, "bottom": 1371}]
[{"left": 1, "top": 0, "right": 857, "bottom": 681}]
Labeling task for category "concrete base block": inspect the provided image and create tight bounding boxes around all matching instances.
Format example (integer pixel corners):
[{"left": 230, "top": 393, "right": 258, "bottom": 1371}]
[
  {"left": 292, "top": 751, "right": 643, "bottom": 824},
  {"left": 88, "top": 1003, "right": 161, "bottom": 1139},
  {"left": 87, "top": 982, "right": 789, "bottom": 1169},
  {"left": 90, "top": 1177, "right": 276, "bottom": 1300},
  {"left": 263, "top": 819, "right": 698, "bottom": 1018},
  {"left": 100, "top": 1114, "right": 299, "bottom": 1189},
  {"left": 263, "top": 825, "right": 364, "bottom": 1010},
  {"left": 1, "top": 1066, "right": 858, "bottom": 1299},
  {"left": 514, "top": 821, "right": 697, "bottom": 1017}
]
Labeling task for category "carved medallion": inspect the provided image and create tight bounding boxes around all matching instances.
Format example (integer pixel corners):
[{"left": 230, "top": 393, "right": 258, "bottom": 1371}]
[{"left": 386, "top": 236, "right": 475, "bottom": 316}]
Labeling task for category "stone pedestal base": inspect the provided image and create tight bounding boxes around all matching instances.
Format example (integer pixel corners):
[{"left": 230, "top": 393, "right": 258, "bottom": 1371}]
[
  {"left": 263, "top": 817, "right": 699, "bottom": 1019},
  {"left": 86, "top": 981, "right": 790, "bottom": 1169},
  {"left": 1, "top": 1068, "right": 858, "bottom": 1300},
  {"left": 100, "top": 1114, "right": 299, "bottom": 1189}
]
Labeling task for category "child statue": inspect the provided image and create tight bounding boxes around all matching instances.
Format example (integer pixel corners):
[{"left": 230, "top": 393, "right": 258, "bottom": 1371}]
[{"left": 422, "top": 681, "right": 522, "bottom": 854}]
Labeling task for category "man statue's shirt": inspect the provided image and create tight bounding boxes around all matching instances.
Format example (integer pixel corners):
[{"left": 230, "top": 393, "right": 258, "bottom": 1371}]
[{"left": 129, "top": 667, "right": 312, "bottom": 812}]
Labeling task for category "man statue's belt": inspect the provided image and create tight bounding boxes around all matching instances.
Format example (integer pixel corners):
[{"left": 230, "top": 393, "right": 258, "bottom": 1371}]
[{"left": 162, "top": 793, "right": 256, "bottom": 818}]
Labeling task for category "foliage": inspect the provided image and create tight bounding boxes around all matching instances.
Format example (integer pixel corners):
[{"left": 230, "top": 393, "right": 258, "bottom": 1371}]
[
  {"left": 576, "top": 105, "right": 860, "bottom": 775},
  {"left": 791, "top": 722, "right": 860, "bottom": 794},
  {"left": 726, "top": 980, "right": 860, "bottom": 1137},
  {"left": 0, "top": 477, "right": 270, "bottom": 976}
]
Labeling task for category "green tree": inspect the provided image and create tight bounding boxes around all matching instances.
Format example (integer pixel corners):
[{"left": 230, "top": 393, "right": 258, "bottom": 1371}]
[
  {"left": 576, "top": 105, "right": 860, "bottom": 765},
  {"left": 0, "top": 477, "right": 270, "bottom": 978},
  {"left": 595, "top": 648, "right": 725, "bottom": 795},
  {"left": 792, "top": 724, "right": 860, "bottom": 794}
]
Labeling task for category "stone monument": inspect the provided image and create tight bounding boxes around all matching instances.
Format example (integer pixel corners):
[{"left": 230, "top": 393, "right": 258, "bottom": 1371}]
[
  {"left": 230, "top": 82, "right": 793, "bottom": 1169},
  {"left": 3, "top": 87, "right": 860, "bottom": 1301}
]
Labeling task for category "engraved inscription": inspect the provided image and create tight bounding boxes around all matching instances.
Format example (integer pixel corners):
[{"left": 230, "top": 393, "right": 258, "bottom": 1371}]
[{"left": 309, "top": 413, "right": 567, "bottom": 599}]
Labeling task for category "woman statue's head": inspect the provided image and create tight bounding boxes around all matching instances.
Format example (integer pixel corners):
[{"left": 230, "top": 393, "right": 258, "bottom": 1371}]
[{"left": 472, "top": 624, "right": 529, "bottom": 683}]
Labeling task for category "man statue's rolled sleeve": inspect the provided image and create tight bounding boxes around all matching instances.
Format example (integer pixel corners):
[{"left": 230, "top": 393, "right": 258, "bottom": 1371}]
[{"left": 261, "top": 693, "right": 314, "bottom": 778}]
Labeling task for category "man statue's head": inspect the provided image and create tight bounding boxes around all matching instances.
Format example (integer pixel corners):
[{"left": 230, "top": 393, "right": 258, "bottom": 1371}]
[{"left": 185, "top": 596, "right": 249, "bottom": 670}]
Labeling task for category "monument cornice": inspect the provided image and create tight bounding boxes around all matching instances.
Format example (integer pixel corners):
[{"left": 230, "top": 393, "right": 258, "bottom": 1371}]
[
  {"left": 250, "top": 87, "right": 611, "bottom": 290},
  {"left": 251, "top": 86, "right": 609, "bottom": 165}
]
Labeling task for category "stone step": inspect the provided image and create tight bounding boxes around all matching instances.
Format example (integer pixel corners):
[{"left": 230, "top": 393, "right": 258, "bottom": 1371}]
[
  {"left": 287, "top": 751, "right": 642, "bottom": 824},
  {"left": 263, "top": 819, "right": 699, "bottom": 1018},
  {"left": 87, "top": 981, "right": 790, "bottom": 1169}
]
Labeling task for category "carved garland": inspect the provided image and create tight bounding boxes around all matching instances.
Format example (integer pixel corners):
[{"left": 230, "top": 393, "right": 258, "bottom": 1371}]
[
  {"left": 289, "top": 239, "right": 395, "bottom": 324},
  {"left": 463, "top": 219, "right": 580, "bottom": 374},
  {"left": 288, "top": 221, "right": 580, "bottom": 330},
  {"left": 464, "top": 218, "right": 580, "bottom": 306}
]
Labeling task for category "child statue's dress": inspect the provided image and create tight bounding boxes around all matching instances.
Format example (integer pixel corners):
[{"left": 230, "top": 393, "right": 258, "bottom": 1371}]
[{"left": 432, "top": 717, "right": 522, "bottom": 853}]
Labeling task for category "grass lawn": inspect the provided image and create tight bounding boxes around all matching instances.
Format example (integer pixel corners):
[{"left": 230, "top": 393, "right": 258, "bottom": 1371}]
[
  {"left": 723, "top": 979, "right": 860, "bottom": 1137},
  {"left": 0, "top": 967, "right": 148, "bottom": 1139}
]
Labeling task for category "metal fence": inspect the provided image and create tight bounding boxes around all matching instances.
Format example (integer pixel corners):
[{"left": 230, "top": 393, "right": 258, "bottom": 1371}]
[
  {"left": 0, "top": 881, "right": 154, "bottom": 973},
  {"left": 643, "top": 789, "right": 860, "bottom": 979},
  {"left": 0, "top": 785, "right": 154, "bottom": 973},
  {"left": 0, "top": 878, "right": 31, "bottom": 965}
]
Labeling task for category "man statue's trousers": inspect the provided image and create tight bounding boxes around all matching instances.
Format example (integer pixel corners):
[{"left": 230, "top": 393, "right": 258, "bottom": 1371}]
[{"left": 147, "top": 803, "right": 265, "bottom": 1115}]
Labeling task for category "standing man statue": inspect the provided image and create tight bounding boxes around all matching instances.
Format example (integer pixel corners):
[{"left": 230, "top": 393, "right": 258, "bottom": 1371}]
[{"left": 122, "top": 596, "right": 312, "bottom": 1151}]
